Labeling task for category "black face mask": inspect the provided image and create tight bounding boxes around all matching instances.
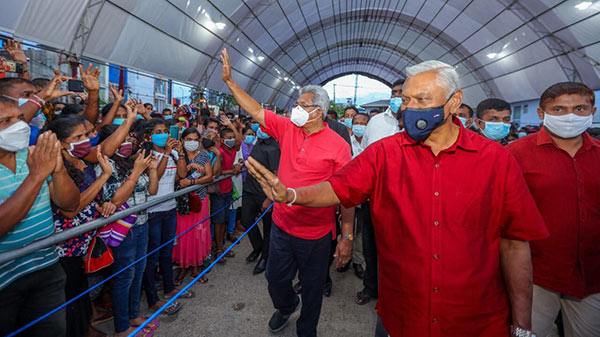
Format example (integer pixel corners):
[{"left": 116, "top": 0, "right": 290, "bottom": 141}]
[{"left": 202, "top": 138, "right": 215, "bottom": 149}]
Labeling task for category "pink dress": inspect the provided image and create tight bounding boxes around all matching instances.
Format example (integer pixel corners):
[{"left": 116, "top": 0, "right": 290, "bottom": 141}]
[{"left": 173, "top": 195, "right": 212, "bottom": 268}]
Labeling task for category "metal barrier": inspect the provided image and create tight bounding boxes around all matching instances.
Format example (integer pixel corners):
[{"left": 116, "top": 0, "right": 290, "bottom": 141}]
[{"left": 0, "top": 172, "right": 241, "bottom": 265}]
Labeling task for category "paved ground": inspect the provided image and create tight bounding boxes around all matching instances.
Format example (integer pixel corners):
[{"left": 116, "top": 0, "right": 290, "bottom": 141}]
[{"left": 97, "top": 224, "right": 377, "bottom": 336}]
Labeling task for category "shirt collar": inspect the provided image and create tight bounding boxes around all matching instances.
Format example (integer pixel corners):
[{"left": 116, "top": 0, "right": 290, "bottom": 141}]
[
  {"left": 537, "top": 126, "right": 600, "bottom": 151},
  {"left": 399, "top": 116, "right": 478, "bottom": 152},
  {"left": 302, "top": 121, "right": 330, "bottom": 137}
]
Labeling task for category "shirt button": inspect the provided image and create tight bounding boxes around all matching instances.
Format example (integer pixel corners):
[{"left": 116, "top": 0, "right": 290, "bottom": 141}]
[
  {"left": 434, "top": 192, "right": 439, "bottom": 196},
  {"left": 434, "top": 221, "right": 439, "bottom": 226},
  {"left": 433, "top": 318, "right": 438, "bottom": 323},
  {"left": 435, "top": 164, "right": 439, "bottom": 168},
  {"left": 433, "top": 287, "right": 439, "bottom": 292},
  {"left": 434, "top": 254, "right": 439, "bottom": 259}
]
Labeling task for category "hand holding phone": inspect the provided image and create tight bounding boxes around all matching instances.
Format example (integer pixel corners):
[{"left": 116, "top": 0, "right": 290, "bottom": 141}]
[
  {"left": 169, "top": 125, "right": 180, "bottom": 139},
  {"left": 67, "top": 79, "right": 85, "bottom": 92}
]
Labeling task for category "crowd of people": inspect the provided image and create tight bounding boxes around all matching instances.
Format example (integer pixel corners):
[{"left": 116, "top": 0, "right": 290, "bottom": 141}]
[{"left": 0, "top": 38, "right": 598, "bottom": 337}]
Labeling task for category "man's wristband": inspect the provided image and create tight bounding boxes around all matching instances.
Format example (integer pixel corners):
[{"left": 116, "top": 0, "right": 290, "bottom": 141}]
[{"left": 286, "top": 188, "right": 297, "bottom": 207}]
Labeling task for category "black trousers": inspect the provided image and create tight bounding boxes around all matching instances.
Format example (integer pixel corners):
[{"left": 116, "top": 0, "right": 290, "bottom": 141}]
[
  {"left": 266, "top": 224, "right": 331, "bottom": 337},
  {"left": 241, "top": 193, "right": 272, "bottom": 260},
  {"left": 60, "top": 257, "right": 92, "bottom": 337},
  {"left": 0, "top": 262, "right": 66, "bottom": 337},
  {"left": 362, "top": 201, "right": 378, "bottom": 297}
]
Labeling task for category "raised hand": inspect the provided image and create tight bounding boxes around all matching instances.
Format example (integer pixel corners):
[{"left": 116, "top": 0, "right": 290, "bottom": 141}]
[
  {"left": 165, "top": 137, "right": 177, "bottom": 153},
  {"left": 220, "top": 48, "right": 232, "bottom": 83},
  {"left": 109, "top": 83, "right": 123, "bottom": 103},
  {"left": 220, "top": 115, "right": 233, "bottom": 128},
  {"left": 124, "top": 98, "right": 137, "bottom": 120},
  {"left": 38, "top": 73, "right": 74, "bottom": 101},
  {"left": 133, "top": 151, "right": 152, "bottom": 174},
  {"left": 3, "top": 39, "right": 27, "bottom": 64},
  {"left": 96, "top": 146, "right": 113, "bottom": 177},
  {"left": 245, "top": 156, "right": 288, "bottom": 203},
  {"left": 27, "top": 131, "right": 60, "bottom": 181},
  {"left": 75, "top": 91, "right": 88, "bottom": 103},
  {"left": 79, "top": 63, "right": 100, "bottom": 91}
]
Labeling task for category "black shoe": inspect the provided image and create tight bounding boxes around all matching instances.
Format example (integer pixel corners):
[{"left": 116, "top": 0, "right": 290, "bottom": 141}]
[
  {"left": 245, "top": 250, "right": 260, "bottom": 263},
  {"left": 252, "top": 259, "right": 266, "bottom": 275},
  {"left": 355, "top": 289, "right": 376, "bottom": 305},
  {"left": 353, "top": 263, "right": 365, "bottom": 279},
  {"left": 293, "top": 281, "right": 302, "bottom": 294},
  {"left": 336, "top": 259, "right": 352, "bottom": 272},
  {"left": 268, "top": 296, "right": 300, "bottom": 333},
  {"left": 323, "top": 280, "right": 332, "bottom": 297}
]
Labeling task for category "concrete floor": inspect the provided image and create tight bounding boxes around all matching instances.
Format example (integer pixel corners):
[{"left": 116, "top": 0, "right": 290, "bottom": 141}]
[{"left": 97, "top": 226, "right": 377, "bottom": 337}]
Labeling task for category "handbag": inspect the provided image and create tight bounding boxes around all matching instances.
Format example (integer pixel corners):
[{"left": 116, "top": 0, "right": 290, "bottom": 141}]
[
  {"left": 176, "top": 183, "right": 190, "bottom": 215},
  {"left": 189, "top": 192, "right": 203, "bottom": 212},
  {"left": 98, "top": 203, "right": 137, "bottom": 247},
  {"left": 83, "top": 236, "right": 114, "bottom": 273}
]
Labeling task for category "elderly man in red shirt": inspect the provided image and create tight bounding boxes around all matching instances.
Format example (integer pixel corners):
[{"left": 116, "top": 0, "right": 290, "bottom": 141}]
[
  {"left": 507, "top": 82, "right": 600, "bottom": 337},
  {"left": 246, "top": 60, "right": 549, "bottom": 337},
  {"left": 220, "top": 49, "right": 354, "bottom": 337}
]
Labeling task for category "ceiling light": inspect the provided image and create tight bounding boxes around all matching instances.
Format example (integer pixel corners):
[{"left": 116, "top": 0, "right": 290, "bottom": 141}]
[
  {"left": 283, "top": 77, "right": 289, "bottom": 81},
  {"left": 487, "top": 53, "right": 497, "bottom": 59},
  {"left": 575, "top": 1, "right": 592, "bottom": 10},
  {"left": 502, "top": 42, "right": 510, "bottom": 49},
  {"left": 215, "top": 22, "right": 226, "bottom": 29},
  {"left": 257, "top": 56, "right": 265, "bottom": 61},
  {"left": 248, "top": 47, "right": 254, "bottom": 53}
]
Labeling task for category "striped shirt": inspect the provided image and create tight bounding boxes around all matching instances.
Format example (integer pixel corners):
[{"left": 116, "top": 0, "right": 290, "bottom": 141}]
[{"left": 0, "top": 149, "right": 57, "bottom": 291}]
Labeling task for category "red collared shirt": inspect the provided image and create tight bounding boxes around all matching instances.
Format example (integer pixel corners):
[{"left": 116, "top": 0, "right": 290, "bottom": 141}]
[
  {"left": 263, "top": 110, "right": 351, "bottom": 239},
  {"left": 218, "top": 144, "right": 236, "bottom": 193},
  {"left": 508, "top": 128, "right": 600, "bottom": 298},
  {"left": 328, "top": 119, "right": 548, "bottom": 337}
]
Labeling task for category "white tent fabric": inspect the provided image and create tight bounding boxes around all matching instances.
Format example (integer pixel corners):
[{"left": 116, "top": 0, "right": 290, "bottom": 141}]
[{"left": 1, "top": 0, "right": 599, "bottom": 108}]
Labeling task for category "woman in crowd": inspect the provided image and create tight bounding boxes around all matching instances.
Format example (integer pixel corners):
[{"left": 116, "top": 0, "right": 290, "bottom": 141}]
[
  {"left": 201, "top": 129, "right": 223, "bottom": 260},
  {"left": 97, "top": 120, "right": 159, "bottom": 337},
  {"left": 173, "top": 128, "right": 213, "bottom": 284}
]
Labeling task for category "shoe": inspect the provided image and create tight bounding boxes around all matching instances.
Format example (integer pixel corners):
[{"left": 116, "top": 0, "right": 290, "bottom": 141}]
[
  {"left": 323, "top": 280, "right": 332, "bottom": 297},
  {"left": 353, "top": 263, "right": 365, "bottom": 279},
  {"left": 336, "top": 259, "right": 352, "bottom": 272},
  {"left": 268, "top": 296, "right": 300, "bottom": 333},
  {"left": 226, "top": 233, "right": 237, "bottom": 242},
  {"left": 355, "top": 289, "right": 376, "bottom": 305},
  {"left": 245, "top": 250, "right": 261, "bottom": 263},
  {"left": 293, "top": 281, "right": 302, "bottom": 294},
  {"left": 252, "top": 259, "right": 266, "bottom": 275}
]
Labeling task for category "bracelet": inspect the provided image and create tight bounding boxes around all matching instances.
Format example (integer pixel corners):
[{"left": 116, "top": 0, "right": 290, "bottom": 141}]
[
  {"left": 28, "top": 99, "right": 42, "bottom": 109},
  {"left": 286, "top": 188, "right": 297, "bottom": 207}
]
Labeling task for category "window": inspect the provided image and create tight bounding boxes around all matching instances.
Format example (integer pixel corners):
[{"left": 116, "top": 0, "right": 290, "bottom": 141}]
[
  {"left": 513, "top": 105, "right": 522, "bottom": 120},
  {"left": 523, "top": 104, "right": 528, "bottom": 114}
]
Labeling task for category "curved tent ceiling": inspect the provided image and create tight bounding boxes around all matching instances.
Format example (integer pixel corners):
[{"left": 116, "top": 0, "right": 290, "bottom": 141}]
[{"left": 1, "top": 0, "right": 599, "bottom": 108}]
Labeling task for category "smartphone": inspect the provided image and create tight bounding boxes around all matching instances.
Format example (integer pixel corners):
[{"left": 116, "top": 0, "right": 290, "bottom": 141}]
[
  {"left": 169, "top": 125, "right": 180, "bottom": 139},
  {"left": 141, "top": 141, "right": 153, "bottom": 158},
  {"left": 2, "top": 60, "right": 24, "bottom": 73},
  {"left": 68, "top": 79, "right": 85, "bottom": 92}
]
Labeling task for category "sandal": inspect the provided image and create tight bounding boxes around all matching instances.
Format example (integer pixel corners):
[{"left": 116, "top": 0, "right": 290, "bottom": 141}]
[
  {"left": 196, "top": 275, "right": 208, "bottom": 284},
  {"left": 132, "top": 318, "right": 160, "bottom": 331},
  {"left": 216, "top": 250, "right": 227, "bottom": 264},
  {"left": 151, "top": 301, "right": 183, "bottom": 315},
  {"left": 164, "top": 289, "right": 195, "bottom": 299},
  {"left": 132, "top": 327, "right": 154, "bottom": 337},
  {"left": 225, "top": 249, "right": 235, "bottom": 258},
  {"left": 174, "top": 269, "right": 187, "bottom": 287}
]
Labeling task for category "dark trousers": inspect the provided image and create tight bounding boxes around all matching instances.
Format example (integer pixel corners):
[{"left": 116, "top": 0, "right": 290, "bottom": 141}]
[
  {"left": 0, "top": 262, "right": 66, "bottom": 337},
  {"left": 375, "top": 316, "right": 389, "bottom": 337},
  {"left": 241, "top": 193, "right": 272, "bottom": 260},
  {"left": 143, "top": 209, "right": 177, "bottom": 307},
  {"left": 266, "top": 224, "right": 332, "bottom": 337},
  {"left": 60, "top": 256, "right": 92, "bottom": 337},
  {"left": 362, "top": 202, "right": 378, "bottom": 297}
]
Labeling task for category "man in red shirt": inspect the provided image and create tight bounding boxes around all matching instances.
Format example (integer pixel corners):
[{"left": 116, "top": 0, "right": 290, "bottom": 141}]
[
  {"left": 220, "top": 49, "right": 354, "bottom": 337},
  {"left": 246, "top": 60, "right": 549, "bottom": 337},
  {"left": 507, "top": 82, "right": 600, "bottom": 337}
]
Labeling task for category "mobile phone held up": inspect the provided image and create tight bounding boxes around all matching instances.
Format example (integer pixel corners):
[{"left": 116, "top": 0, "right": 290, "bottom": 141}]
[
  {"left": 1, "top": 60, "right": 24, "bottom": 73},
  {"left": 169, "top": 125, "right": 180, "bottom": 140},
  {"left": 141, "top": 141, "right": 153, "bottom": 158},
  {"left": 68, "top": 79, "right": 85, "bottom": 92}
]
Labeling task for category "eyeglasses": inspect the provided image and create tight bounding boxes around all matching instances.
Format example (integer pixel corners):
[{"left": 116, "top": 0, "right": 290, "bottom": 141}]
[{"left": 292, "top": 104, "right": 318, "bottom": 109}]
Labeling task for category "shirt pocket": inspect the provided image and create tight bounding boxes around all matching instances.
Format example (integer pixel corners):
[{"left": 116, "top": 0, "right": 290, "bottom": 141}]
[{"left": 450, "top": 187, "right": 494, "bottom": 231}]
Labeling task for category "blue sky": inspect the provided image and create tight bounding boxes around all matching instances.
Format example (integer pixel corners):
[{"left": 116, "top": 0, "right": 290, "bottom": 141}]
[{"left": 322, "top": 74, "right": 391, "bottom": 107}]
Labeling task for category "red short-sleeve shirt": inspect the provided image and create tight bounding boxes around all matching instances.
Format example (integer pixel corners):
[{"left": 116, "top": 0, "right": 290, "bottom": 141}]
[
  {"left": 508, "top": 128, "right": 600, "bottom": 298},
  {"left": 263, "top": 110, "right": 351, "bottom": 240},
  {"left": 328, "top": 119, "right": 549, "bottom": 337},
  {"left": 218, "top": 144, "right": 236, "bottom": 193}
]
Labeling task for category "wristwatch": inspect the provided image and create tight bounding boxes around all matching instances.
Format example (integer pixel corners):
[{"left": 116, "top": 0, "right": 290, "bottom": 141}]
[
  {"left": 342, "top": 234, "right": 353, "bottom": 241},
  {"left": 511, "top": 326, "right": 536, "bottom": 337}
]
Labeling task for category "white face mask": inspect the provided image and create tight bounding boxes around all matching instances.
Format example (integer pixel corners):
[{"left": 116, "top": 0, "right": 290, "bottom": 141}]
[
  {"left": 543, "top": 112, "right": 593, "bottom": 138},
  {"left": 290, "top": 106, "right": 319, "bottom": 127},
  {"left": 184, "top": 140, "right": 199, "bottom": 152},
  {"left": 0, "top": 121, "right": 31, "bottom": 152}
]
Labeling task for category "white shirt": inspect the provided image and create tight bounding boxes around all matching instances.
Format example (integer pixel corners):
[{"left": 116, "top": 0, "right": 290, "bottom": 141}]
[
  {"left": 351, "top": 135, "right": 365, "bottom": 158},
  {"left": 147, "top": 150, "right": 179, "bottom": 213},
  {"left": 362, "top": 107, "right": 401, "bottom": 147}
]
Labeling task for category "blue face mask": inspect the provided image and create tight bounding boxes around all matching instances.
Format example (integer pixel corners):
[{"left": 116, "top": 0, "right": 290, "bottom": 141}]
[
  {"left": 89, "top": 134, "right": 100, "bottom": 147},
  {"left": 518, "top": 132, "right": 527, "bottom": 138},
  {"left": 136, "top": 115, "right": 144, "bottom": 120},
  {"left": 256, "top": 128, "right": 270, "bottom": 139},
  {"left": 151, "top": 133, "right": 169, "bottom": 147},
  {"left": 390, "top": 97, "right": 403, "bottom": 113},
  {"left": 402, "top": 104, "right": 447, "bottom": 141},
  {"left": 343, "top": 119, "right": 353, "bottom": 128},
  {"left": 457, "top": 116, "right": 468, "bottom": 128},
  {"left": 164, "top": 115, "right": 174, "bottom": 120},
  {"left": 251, "top": 123, "right": 260, "bottom": 132},
  {"left": 244, "top": 135, "right": 256, "bottom": 144},
  {"left": 481, "top": 121, "right": 510, "bottom": 140},
  {"left": 352, "top": 125, "right": 366, "bottom": 138},
  {"left": 113, "top": 118, "right": 126, "bottom": 125}
]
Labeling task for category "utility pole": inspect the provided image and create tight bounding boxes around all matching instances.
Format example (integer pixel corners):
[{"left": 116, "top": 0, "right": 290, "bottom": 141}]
[
  {"left": 353, "top": 74, "right": 358, "bottom": 105},
  {"left": 333, "top": 84, "right": 336, "bottom": 104}
]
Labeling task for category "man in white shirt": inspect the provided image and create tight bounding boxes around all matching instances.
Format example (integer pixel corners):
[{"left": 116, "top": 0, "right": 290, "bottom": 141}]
[{"left": 362, "top": 80, "right": 404, "bottom": 147}]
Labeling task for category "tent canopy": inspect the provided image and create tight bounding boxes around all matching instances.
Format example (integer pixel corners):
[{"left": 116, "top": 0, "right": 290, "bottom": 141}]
[{"left": 1, "top": 0, "right": 599, "bottom": 107}]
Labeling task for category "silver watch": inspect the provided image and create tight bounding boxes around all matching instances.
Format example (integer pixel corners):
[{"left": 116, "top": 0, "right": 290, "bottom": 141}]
[{"left": 511, "top": 326, "right": 536, "bottom": 337}]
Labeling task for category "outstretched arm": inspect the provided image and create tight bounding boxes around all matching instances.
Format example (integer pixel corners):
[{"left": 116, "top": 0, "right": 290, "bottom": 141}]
[{"left": 220, "top": 49, "right": 265, "bottom": 126}]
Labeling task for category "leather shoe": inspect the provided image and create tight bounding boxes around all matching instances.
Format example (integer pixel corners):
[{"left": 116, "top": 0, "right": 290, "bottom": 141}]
[
  {"left": 245, "top": 250, "right": 260, "bottom": 263},
  {"left": 252, "top": 259, "right": 266, "bottom": 275},
  {"left": 355, "top": 289, "right": 376, "bottom": 305},
  {"left": 293, "top": 281, "right": 302, "bottom": 294},
  {"left": 336, "top": 259, "right": 352, "bottom": 272},
  {"left": 353, "top": 263, "right": 365, "bottom": 279},
  {"left": 268, "top": 296, "right": 300, "bottom": 333},
  {"left": 323, "top": 280, "right": 332, "bottom": 297}
]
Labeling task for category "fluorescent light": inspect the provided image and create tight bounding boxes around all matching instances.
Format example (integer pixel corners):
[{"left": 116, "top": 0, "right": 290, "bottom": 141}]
[
  {"left": 575, "top": 1, "right": 592, "bottom": 10},
  {"left": 248, "top": 47, "right": 254, "bottom": 53},
  {"left": 283, "top": 77, "right": 289, "bottom": 81},
  {"left": 487, "top": 53, "right": 497, "bottom": 59},
  {"left": 215, "top": 22, "right": 226, "bottom": 29},
  {"left": 257, "top": 56, "right": 265, "bottom": 61}
]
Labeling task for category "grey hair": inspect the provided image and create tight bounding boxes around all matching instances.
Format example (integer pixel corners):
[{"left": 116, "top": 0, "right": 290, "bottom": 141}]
[
  {"left": 299, "top": 85, "right": 329, "bottom": 119},
  {"left": 405, "top": 60, "right": 460, "bottom": 98},
  {"left": 202, "top": 129, "right": 217, "bottom": 137}
]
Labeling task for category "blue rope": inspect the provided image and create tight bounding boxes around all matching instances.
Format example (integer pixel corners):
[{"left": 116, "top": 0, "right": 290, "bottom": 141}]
[
  {"left": 128, "top": 202, "right": 274, "bottom": 336},
  {"left": 7, "top": 194, "right": 243, "bottom": 337}
]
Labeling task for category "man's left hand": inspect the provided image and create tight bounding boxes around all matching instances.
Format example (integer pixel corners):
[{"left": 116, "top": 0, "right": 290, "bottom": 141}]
[{"left": 334, "top": 238, "right": 352, "bottom": 268}]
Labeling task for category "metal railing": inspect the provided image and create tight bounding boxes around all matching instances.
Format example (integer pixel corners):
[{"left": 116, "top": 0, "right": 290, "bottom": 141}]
[{"left": 0, "top": 173, "right": 241, "bottom": 265}]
